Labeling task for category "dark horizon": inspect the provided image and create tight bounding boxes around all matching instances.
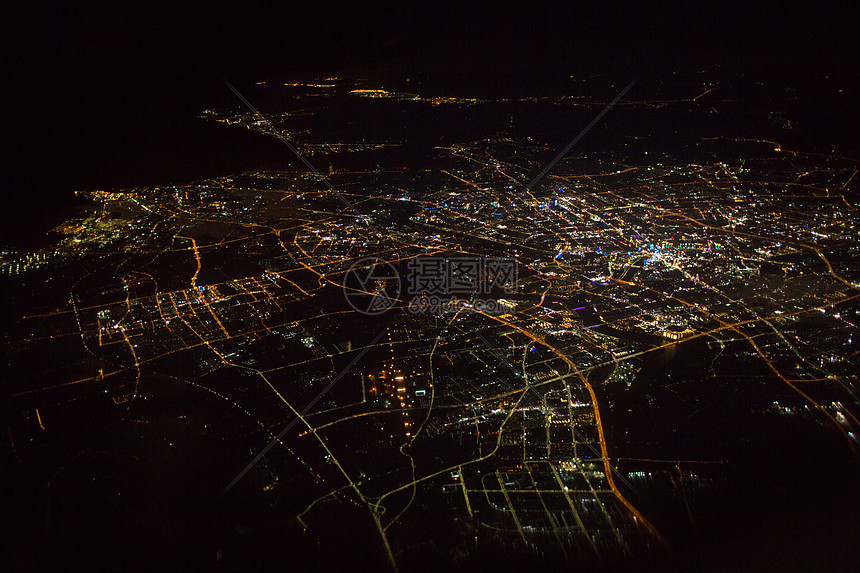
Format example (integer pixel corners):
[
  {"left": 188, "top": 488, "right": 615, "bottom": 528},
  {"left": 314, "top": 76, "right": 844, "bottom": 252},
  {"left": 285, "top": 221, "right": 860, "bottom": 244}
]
[{"left": 3, "top": 2, "right": 858, "bottom": 247}]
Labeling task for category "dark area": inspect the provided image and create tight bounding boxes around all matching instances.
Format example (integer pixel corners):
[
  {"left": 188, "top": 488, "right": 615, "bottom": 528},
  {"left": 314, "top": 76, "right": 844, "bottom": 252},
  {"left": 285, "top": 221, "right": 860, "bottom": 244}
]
[{"left": 3, "top": 2, "right": 859, "bottom": 246}]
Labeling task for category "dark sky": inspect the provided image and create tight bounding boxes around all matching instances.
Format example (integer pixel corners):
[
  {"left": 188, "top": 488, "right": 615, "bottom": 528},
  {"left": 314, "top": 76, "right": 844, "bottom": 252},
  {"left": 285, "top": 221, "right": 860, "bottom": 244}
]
[{"left": 1, "top": 1, "right": 857, "bottom": 246}]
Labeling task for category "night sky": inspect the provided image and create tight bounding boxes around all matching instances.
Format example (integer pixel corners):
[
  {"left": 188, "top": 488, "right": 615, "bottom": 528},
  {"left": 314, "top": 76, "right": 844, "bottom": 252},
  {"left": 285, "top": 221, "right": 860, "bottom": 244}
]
[{"left": 2, "top": 1, "right": 858, "bottom": 246}]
